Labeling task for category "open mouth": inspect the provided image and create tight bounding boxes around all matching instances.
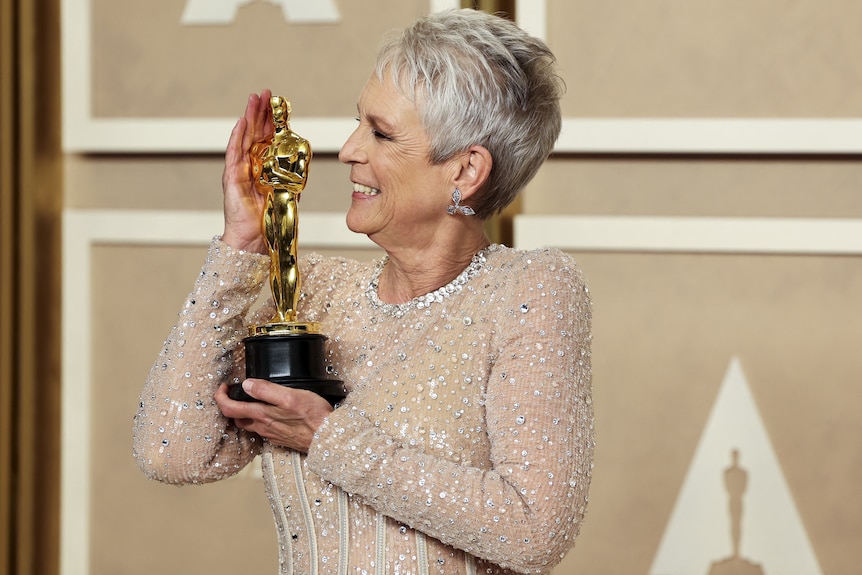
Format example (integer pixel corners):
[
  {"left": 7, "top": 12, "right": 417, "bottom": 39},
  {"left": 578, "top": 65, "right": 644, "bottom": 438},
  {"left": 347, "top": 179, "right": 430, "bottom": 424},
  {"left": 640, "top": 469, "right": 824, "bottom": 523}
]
[{"left": 353, "top": 183, "right": 380, "bottom": 196}]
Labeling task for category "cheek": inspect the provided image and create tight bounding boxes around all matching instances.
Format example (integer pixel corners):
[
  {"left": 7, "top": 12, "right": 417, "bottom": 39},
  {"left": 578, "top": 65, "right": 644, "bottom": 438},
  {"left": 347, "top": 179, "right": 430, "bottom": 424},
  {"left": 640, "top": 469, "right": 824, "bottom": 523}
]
[{"left": 378, "top": 156, "right": 415, "bottom": 187}]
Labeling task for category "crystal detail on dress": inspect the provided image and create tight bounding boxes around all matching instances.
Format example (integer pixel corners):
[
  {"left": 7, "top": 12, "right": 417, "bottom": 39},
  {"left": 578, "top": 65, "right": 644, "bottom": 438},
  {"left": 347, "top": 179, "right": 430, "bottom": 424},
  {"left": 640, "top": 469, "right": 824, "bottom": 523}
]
[
  {"left": 366, "top": 244, "right": 501, "bottom": 318},
  {"left": 134, "top": 236, "right": 595, "bottom": 575}
]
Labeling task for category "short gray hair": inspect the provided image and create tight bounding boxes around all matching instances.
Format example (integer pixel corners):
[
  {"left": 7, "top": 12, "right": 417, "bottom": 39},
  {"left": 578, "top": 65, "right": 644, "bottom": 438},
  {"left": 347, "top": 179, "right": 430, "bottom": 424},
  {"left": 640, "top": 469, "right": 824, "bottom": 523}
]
[{"left": 375, "top": 8, "right": 564, "bottom": 219}]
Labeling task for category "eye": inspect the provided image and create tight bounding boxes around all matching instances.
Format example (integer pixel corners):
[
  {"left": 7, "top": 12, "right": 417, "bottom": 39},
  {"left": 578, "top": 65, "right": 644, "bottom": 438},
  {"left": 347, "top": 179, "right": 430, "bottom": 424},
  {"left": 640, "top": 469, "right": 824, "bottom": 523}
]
[{"left": 371, "top": 129, "right": 391, "bottom": 141}]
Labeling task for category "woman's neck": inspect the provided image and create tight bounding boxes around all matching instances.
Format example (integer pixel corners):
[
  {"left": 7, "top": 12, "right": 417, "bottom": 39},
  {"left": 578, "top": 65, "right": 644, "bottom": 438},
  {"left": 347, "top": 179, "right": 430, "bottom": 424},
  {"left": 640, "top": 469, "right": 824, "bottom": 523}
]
[{"left": 376, "top": 231, "right": 491, "bottom": 304}]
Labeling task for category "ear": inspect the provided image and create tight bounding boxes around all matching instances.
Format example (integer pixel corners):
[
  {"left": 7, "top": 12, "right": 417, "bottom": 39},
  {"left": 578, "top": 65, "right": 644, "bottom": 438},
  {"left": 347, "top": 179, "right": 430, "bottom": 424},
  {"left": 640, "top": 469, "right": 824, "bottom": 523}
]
[{"left": 451, "top": 145, "right": 492, "bottom": 202}]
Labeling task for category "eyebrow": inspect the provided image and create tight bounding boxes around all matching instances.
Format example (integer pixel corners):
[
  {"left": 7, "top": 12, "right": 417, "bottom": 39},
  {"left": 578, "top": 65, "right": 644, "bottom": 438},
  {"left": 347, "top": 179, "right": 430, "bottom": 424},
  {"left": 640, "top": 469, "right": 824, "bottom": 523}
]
[{"left": 358, "top": 106, "right": 397, "bottom": 134}]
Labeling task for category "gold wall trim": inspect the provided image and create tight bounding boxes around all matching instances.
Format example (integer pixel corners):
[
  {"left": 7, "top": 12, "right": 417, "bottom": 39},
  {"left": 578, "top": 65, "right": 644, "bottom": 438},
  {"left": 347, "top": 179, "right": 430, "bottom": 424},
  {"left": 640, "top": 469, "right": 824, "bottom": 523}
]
[
  {"left": 0, "top": 0, "right": 17, "bottom": 569},
  {"left": 2, "top": 0, "right": 62, "bottom": 574}
]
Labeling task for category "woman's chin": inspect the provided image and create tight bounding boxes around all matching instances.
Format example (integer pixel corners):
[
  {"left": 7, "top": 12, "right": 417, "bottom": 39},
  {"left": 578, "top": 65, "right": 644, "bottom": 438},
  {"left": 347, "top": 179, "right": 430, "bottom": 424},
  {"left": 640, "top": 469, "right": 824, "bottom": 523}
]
[{"left": 345, "top": 211, "right": 372, "bottom": 236}]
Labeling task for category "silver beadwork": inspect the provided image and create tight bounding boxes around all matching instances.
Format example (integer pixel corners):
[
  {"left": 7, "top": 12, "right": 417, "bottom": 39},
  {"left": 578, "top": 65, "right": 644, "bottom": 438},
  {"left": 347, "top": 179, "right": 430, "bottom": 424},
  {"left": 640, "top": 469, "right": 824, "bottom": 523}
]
[{"left": 366, "top": 244, "right": 500, "bottom": 317}]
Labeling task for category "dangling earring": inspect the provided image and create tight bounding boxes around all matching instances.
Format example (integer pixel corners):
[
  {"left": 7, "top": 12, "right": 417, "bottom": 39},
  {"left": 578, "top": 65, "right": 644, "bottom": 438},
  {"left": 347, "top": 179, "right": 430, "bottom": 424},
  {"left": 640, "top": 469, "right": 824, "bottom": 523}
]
[{"left": 447, "top": 188, "right": 475, "bottom": 216}]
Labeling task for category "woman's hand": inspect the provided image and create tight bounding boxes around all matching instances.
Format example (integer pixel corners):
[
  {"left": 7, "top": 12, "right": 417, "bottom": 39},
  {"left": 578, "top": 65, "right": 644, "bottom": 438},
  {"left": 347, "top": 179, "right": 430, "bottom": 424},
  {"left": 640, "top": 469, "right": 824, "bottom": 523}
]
[
  {"left": 214, "top": 379, "right": 333, "bottom": 453},
  {"left": 221, "top": 89, "right": 274, "bottom": 254}
]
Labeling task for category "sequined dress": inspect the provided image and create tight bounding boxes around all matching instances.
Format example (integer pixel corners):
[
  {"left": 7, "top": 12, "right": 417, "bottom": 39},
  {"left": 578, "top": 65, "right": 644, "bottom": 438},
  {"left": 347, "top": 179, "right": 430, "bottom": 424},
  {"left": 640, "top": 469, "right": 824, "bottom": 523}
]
[{"left": 134, "top": 238, "right": 594, "bottom": 575}]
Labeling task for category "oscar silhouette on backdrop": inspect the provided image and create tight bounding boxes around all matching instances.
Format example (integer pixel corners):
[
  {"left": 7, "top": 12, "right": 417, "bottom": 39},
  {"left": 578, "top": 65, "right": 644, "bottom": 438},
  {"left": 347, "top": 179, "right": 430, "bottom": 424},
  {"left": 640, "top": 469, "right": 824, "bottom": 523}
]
[{"left": 708, "top": 449, "right": 765, "bottom": 575}]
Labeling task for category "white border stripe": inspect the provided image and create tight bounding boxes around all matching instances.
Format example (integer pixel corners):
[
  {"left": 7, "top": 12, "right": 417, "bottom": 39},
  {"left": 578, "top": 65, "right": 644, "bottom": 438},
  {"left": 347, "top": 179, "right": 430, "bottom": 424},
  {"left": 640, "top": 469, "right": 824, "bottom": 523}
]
[
  {"left": 60, "top": 216, "right": 92, "bottom": 575},
  {"left": 63, "top": 117, "right": 355, "bottom": 154},
  {"left": 337, "top": 488, "right": 350, "bottom": 575},
  {"left": 63, "top": 119, "right": 862, "bottom": 156},
  {"left": 465, "top": 554, "right": 477, "bottom": 575},
  {"left": 557, "top": 118, "right": 862, "bottom": 154},
  {"left": 292, "top": 452, "right": 319, "bottom": 575},
  {"left": 514, "top": 216, "right": 862, "bottom": 254},
  {"left": 430, "top": 0, "right": 460, "bottom": 12},
  {"left": 416, "top": 531, "right": 429, "bottom": 575},
  {"left": 375, "top": 512, "right": 387, "bottom": 575},
  {"left": 263, "top": 452, "right": 294, "bottom": 575},
  {"left": 60, "top": 210, "right": 373, "bottom": 247},
  {"left": 515, "top": 0, "right": 546, "bottom": 40}
]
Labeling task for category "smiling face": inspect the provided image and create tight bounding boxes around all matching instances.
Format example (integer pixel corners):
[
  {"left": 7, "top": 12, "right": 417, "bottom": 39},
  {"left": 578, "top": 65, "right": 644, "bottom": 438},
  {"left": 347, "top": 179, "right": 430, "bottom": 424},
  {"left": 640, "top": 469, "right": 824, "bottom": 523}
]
[{"left": 338, "top": 73, "right": 461, "bottom": 252}]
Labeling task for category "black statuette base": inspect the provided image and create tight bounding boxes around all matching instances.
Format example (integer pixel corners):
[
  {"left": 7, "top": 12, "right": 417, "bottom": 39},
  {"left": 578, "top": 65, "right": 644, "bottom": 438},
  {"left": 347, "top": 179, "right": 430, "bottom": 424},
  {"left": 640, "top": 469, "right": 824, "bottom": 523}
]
[{"left": 228, "top": 333, "right": 346, "bottom": 406}]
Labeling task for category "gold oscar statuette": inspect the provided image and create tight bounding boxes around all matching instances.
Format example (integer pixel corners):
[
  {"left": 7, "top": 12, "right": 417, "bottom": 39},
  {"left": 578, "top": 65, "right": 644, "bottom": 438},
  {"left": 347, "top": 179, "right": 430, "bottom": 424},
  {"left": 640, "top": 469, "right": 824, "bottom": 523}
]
[{"left": 227, "top": 96, "right": 346, "bottom": 405}]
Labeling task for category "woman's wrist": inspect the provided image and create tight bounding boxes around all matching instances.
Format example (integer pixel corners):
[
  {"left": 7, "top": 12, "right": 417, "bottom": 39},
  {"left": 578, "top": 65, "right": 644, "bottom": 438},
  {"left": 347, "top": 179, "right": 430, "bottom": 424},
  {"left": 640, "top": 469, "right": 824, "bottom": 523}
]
[{"left": 221, "top": 228, "right": 266, "bottom": 254}]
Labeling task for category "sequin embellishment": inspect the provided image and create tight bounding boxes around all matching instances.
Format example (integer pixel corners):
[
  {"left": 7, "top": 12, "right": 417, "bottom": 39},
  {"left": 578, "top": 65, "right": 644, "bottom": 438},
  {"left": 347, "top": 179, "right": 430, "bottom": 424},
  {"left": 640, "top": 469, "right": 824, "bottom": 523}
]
[{"left": 365, "top": 244, "right": 501, "bottom": 318}]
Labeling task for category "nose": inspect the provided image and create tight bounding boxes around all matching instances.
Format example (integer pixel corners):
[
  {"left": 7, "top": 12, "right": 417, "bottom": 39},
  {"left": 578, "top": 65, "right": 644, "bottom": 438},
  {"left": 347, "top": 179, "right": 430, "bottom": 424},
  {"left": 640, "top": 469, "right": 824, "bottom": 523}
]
[{"left": 338, "top": 126, "right": 364, "bottom": 165}]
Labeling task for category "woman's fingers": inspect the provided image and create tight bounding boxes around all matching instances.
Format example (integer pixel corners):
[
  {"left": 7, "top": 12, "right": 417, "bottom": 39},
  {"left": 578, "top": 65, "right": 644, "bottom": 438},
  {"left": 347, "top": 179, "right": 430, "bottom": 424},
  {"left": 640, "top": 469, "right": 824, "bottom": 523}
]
[
  {"left": 215, "top": 381, "right": 333, "bottom": 452},
  {"left": 242, "top": 92, "right": 261, "bottom": 150},
  {"left": 242, "top": 89, "right": 273, "bottom": 149},
  {"left": 225, "top": 116, "right": 247, "bottom": 172}
]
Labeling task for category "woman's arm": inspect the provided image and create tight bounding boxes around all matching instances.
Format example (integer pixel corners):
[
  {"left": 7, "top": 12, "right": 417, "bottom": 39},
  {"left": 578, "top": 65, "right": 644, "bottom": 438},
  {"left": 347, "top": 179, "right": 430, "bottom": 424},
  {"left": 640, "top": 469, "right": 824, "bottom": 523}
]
[
  {"left": 134, "top": 91, "right": 282, "bottom": 484},
  {"left": 305, "top": 251, "right": 594, "bottom": 574},
  {"left": 133, "top": 238, "right": 271, "bottom": 484}
]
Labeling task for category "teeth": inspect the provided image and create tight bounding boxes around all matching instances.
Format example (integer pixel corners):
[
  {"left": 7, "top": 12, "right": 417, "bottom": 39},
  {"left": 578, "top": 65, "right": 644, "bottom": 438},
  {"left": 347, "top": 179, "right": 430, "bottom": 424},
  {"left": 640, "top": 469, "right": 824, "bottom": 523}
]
[{"left": 353, "top": 183, "right": 380, "bottom": 195}]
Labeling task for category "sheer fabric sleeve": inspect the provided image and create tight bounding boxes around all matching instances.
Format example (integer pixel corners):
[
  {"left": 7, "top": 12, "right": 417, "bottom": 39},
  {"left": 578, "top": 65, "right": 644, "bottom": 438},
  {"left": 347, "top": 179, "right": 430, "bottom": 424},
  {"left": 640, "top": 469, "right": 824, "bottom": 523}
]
[
  {"left": 133, "top": 237, "right": 272, "bottom": 485},
  {"left": 305, "top": 250, "right": 594, "bottom": 574}
]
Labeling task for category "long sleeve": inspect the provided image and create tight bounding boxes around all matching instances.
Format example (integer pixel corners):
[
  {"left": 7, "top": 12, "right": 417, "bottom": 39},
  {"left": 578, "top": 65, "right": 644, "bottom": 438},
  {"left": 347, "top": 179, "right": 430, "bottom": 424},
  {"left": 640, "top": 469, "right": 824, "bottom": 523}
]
[
  {"left": 133, "top": 237, "right": 272, "bottom": 485},
  {"left": 305, "top": 250, "right": 594, "bottom": 574}
]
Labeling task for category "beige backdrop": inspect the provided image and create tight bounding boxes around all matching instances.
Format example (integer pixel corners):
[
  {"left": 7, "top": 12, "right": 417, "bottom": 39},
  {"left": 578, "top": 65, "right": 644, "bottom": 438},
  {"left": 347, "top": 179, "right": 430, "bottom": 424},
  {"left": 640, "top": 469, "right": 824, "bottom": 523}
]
[
  {"left": 551, "top": 251, "right": 862, "bottom": 575},
  {"left": 62, "top": 0, "right": 861, "bottom": 574},
  {"left": 550, "top": 0, "right": 862, "bottom": 117},
  {"left": 91, "top": 0, "right": 429, "bottom": 118}
]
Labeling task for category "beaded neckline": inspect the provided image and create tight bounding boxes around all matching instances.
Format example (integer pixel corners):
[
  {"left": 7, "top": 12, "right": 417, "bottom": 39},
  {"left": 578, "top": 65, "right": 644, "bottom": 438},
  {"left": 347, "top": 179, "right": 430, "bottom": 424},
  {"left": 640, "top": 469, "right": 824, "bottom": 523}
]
[{"left": 366, "top": 244, "right": 502, "bottom": 318}]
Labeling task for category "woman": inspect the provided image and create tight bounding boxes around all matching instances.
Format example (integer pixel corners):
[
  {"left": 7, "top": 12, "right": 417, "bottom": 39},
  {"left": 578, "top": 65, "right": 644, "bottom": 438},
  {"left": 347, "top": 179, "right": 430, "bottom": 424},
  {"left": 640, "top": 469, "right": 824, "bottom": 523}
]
[{"left": 134, "top": 8, "right": 593, "bottom": 575}]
